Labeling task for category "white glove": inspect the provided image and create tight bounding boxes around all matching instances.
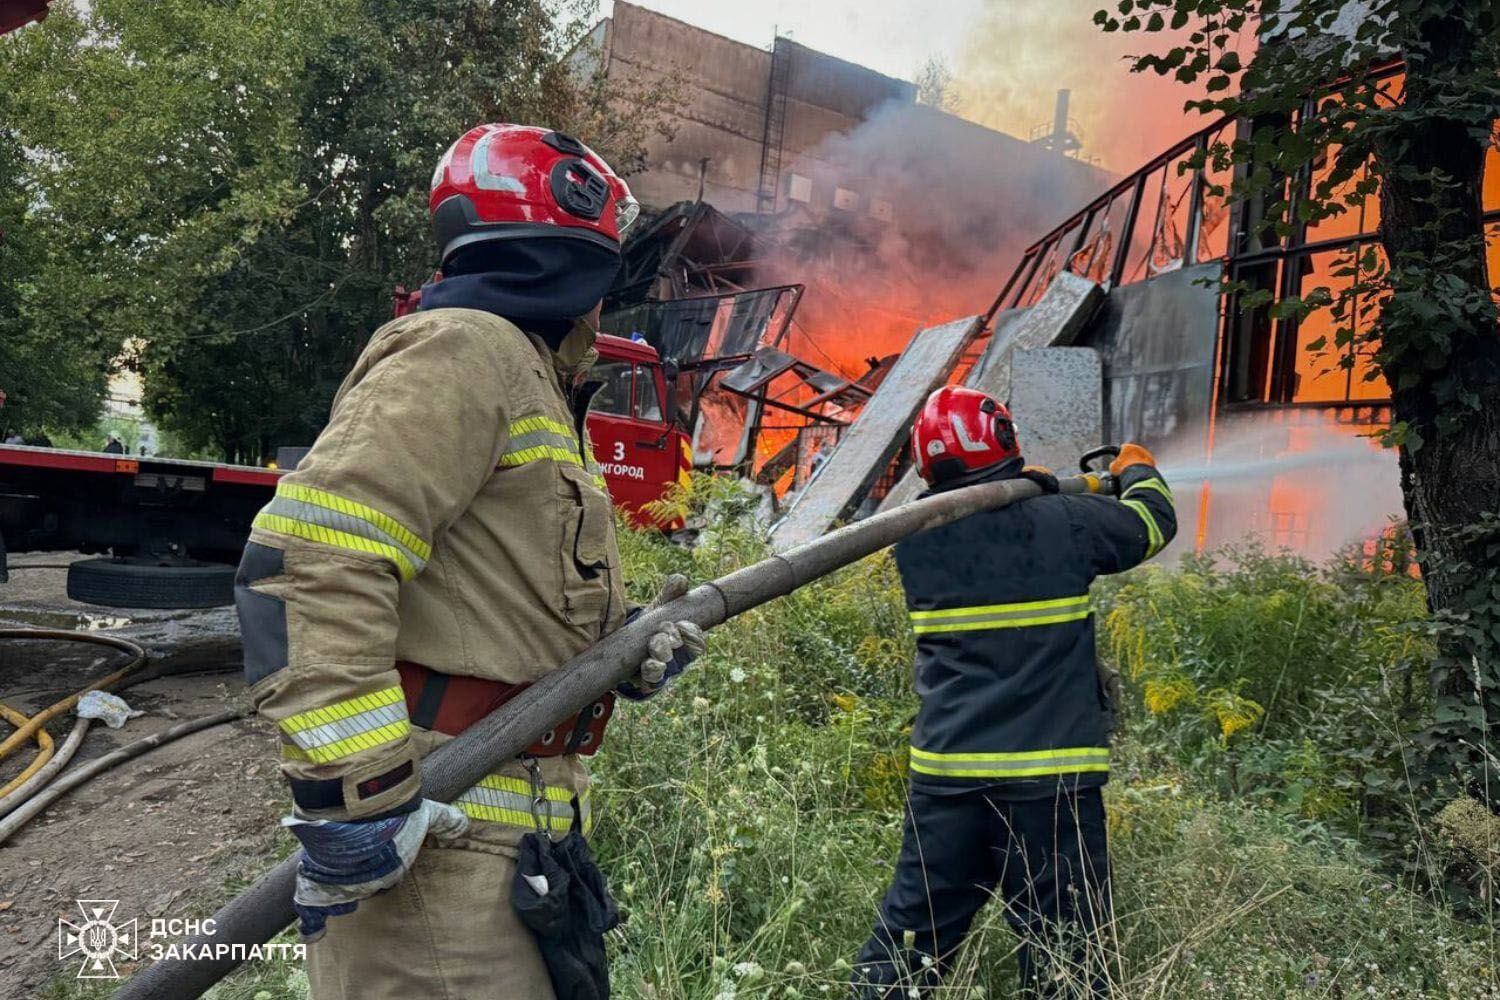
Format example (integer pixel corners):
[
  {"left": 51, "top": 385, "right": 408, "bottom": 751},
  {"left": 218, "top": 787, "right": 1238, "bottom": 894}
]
[{"left": 623, "top": 574, "right": 708, "bottom": 698}]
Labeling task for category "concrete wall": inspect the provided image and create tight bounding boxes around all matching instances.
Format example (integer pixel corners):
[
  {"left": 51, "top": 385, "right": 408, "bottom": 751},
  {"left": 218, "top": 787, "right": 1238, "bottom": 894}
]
[
  {"left": 600, "top": 2, "right": 924, "bottom": 214},
  {"left": 602, "top": 2, "right": 772, "bottom": 211}
]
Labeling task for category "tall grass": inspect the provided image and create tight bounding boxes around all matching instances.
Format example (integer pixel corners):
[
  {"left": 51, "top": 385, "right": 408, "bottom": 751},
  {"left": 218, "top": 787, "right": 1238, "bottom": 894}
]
[{"left": 54, "top": 491, "right": 1500, "bottom": 999}]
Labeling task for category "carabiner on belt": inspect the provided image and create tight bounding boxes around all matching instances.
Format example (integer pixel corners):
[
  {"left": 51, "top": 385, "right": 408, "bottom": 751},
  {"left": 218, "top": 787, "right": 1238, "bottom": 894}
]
[{"left": 522, "top": 753, "right": 550, "bottom": 838}]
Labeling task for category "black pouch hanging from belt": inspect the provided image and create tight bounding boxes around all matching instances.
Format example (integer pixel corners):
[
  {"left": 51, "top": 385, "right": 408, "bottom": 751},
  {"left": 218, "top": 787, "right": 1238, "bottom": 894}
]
[{"left": 511, "top": 830, "right": 620, "bottom": 999}]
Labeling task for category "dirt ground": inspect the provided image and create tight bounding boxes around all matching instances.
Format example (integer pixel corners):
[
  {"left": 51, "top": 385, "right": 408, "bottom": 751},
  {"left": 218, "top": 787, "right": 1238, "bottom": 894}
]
[{"left": 0, "top": 555, "right": 288, "bottom": 996}]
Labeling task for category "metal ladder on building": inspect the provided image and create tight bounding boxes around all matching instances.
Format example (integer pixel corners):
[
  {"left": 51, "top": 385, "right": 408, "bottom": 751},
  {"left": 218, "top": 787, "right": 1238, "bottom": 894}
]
[{"left": 756, "top": 39, "right": 791, "bottom": 214}]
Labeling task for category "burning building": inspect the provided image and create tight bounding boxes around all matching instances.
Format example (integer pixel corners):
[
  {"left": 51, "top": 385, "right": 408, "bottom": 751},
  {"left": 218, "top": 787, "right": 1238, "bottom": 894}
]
[
  {"left": 979, "top": 57, "right": 1500, "bottom": 559},
  {"left": 770, "top": 57, "right": 1499, "bottom": 559},
  {"left": 581, "top": 1, "right": 1113, "bottom": 490}
]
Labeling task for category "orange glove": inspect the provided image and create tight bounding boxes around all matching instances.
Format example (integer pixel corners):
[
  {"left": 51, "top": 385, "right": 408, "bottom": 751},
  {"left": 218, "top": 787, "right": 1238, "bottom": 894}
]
[{"left": 1109, "top": 443, "right": 1156, "bottom": 476}]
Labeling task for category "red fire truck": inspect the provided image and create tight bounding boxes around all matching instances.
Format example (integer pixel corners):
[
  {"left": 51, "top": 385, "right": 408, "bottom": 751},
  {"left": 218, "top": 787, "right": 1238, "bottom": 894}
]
[{"left": 0, "top": 333, "right": 690, "bottom": 609}]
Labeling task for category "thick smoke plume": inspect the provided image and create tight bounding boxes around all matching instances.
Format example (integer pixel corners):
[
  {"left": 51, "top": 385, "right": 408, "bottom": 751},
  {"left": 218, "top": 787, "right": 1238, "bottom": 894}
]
[
  {"left": 752, "top": 100, "right": 1113, "bottom": 374},
  {"left": 948, "top": 0, "right": 1218, "bottom": 174}
]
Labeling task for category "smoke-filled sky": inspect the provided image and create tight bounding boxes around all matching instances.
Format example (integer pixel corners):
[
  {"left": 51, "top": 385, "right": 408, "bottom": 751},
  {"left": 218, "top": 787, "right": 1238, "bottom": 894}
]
[{"left": 604, "top": 0, "right": 1223, "bottom": 173}]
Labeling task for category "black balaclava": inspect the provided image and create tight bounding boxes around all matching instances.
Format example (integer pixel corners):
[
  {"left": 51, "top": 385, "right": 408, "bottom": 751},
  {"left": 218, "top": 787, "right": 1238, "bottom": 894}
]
[
  {"left": 417, "top": 237, "right": 621, "bottom": 349},
  {"left": 927, "top": 455, "right": 1024, "bottom": 494}
]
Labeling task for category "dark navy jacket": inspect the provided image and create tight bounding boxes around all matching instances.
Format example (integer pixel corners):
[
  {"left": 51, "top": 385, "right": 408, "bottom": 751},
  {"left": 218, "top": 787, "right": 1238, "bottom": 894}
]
[{"left": 894, "top": 463, "right": 1176, "bottom": 798}]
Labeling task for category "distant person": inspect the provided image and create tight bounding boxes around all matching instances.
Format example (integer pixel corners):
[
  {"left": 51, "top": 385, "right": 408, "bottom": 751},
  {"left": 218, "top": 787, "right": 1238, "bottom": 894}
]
[
  {"left": 26, "top": 431, "right": 52, "bottom": 448},
  {"left": 3, "top": 429, "right": 22, "bottom": 445},
  {"left": 102, "top": 435, "right": 124, "bottom": 454},
  {"left": 848, "top": 386, "right": 1177, "bottom": 1000}
]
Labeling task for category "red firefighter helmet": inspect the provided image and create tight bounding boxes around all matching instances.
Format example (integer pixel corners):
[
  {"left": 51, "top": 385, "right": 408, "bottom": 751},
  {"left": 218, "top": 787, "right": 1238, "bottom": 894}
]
[
  {"left": 429, "top": 124, "right": 640, "bottom": 265},
  {"left": 911, "top": 385, "right": 1021, "bottom": 486}
]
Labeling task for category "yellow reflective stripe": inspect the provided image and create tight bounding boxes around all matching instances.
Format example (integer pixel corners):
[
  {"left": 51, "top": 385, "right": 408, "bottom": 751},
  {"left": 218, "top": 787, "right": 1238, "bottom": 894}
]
[
  {"left": 593, "top": 474, "right": 609, "bottom": 492},
  {"left": 474, "top": 775, "right": 577, "bottom": 802},
  {"left": 1124, "top": 476, "right": 1174, "bottom": 505},
  {"left": 909, "top": 595, "right": 1092, "bottom": 635},
  {"left": 910, "top": 595, "right": 1089, "bottom": 622},
  {"left": 910, "top": 760, "right": 1111, "bottom": 778},
  {"left": 457, "top": 777, "right": 591, "bottom": 833},
  {"left": 253, "top": 512, "right": 420, "bottom": 581},
  {"left": 280, "top": 686, "right": 405, "bottom": 734},
  {"left": 911, "top": 608, "right": 1091, "bottom": 634},
  {"left": 908, "top": 746, "right": 1109, "bottom": 779},
  {"left": 284, "top": 721, "right": 410, "bottom": 765},
  {"left": 909, "top": 746, "right": 1110, "bottom": 763},
  {"left": 273, "top": 483, "right": 431, "bottom": 561},
  {"left": 1122, "top": 498, "right": 1165, "bottom": 557},
  {"left": 510, "top": 415, "right": 576, "bottom": 438},
  {"left": 497, "top": 445, "right": 584, "bottom": 469}
]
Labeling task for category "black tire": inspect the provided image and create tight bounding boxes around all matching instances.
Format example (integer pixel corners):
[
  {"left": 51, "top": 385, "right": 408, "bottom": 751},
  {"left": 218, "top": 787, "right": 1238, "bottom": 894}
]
[{"left": 67, "top": 558, "right": 236, "bottom": 610}]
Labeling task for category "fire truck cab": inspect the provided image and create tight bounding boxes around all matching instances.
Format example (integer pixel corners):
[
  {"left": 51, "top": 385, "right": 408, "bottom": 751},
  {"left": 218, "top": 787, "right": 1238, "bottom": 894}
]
[{"left": 585, "top": 333, "right": 693, "bottom": 525}]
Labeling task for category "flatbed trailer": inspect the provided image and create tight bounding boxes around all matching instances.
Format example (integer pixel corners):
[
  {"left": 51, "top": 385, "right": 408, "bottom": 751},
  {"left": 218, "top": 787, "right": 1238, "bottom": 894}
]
[
  {"left": 0, "top": 444, "right": 280, "bottom": 607},
  {"left": 0, "top": 337, "right": 691, "bottom": 609}
]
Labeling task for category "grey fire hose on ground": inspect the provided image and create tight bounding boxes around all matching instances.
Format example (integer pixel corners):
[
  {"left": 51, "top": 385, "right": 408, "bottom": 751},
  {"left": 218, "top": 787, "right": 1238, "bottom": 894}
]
[{"left": 116, "top": 469, "right": 1114, "bottom": 1000}]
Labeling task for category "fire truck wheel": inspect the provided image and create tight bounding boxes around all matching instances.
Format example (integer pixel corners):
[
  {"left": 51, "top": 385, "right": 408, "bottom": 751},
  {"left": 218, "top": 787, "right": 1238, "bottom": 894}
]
[{"left": 66, "top": 558, "right": 236, "bottom": 610}]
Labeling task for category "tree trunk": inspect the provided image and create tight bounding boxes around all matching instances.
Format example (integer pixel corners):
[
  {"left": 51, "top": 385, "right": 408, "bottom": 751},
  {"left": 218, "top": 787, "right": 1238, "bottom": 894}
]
[{"left": 1376, "top": 11, "right": 1500, "bottom": 787}]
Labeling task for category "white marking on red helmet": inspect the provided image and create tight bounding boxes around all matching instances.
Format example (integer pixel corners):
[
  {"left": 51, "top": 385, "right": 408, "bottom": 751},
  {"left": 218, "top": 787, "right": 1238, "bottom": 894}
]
[
  {"left": 950, "top": 413, "right": 991, "bottom": 453},
  {"left": 470, "top": 131, "right": 526, "bottom": 193}
]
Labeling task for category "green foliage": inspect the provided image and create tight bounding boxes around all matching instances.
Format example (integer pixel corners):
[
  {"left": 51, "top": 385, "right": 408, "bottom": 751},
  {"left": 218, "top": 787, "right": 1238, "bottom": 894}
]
[
  {"left": 1100, "top": 547, "right": 1434, "bottom": 838},
  {"left": 50, "top": 490, "right": 1500, "bottom": 998},
  {"left": 1100, "top": 0, "right": 1500, "bottom": 832},
  {"left": 0, "top": 0, "right": 681, "bottom": 462},
  {"left": 593, "top": 515, "right": 1500, "bottom": 998},
  {"left": 0, "top": 124, "right": 113, "bottom": 436}
]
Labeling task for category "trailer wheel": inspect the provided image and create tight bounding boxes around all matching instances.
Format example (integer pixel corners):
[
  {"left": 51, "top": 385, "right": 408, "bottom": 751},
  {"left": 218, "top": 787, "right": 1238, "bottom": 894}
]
[{"left": 67, "top": 558, "right": 236, "bottom": 610}]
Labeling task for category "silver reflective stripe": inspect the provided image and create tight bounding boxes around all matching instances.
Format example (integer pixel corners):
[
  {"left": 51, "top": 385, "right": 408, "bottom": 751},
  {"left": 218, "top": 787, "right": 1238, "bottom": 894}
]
[
  {"left": 285, "top": 702, "right": 407, "bottom": 754},
  {"left": 455, "top": 784, "right": 571, "bottom": 817},
  {"left": 454, "top": 778, "right": 590, "bottom": 831},
  {"left": 508, "top": 428, "right": 579, "bottom": 455},
  {"left": 262, "top": 496, "right": 428, "bottom": 576}
]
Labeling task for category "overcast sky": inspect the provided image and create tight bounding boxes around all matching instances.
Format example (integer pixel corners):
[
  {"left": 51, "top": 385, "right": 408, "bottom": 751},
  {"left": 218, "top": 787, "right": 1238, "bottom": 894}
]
[{"left": 598, "top": 0, "right": 985, "bottom": 81}]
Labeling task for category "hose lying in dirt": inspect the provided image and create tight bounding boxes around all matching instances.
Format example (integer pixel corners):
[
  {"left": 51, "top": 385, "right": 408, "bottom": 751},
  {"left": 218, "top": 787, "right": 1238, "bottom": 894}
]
[
  {"left": 0, "top": 715, "right": 88, "bottom": 819},
  {"left": 0, "top": 629, "right": 147, "bottom": 766},
  {"left": 0, "top": 708, "right": 246, "bottom": 844},
  {"left": 0, "top": 700, "right": 55, "bottom": 797},
  {"left": 117, "top": 471, "right": 1112, "bottom": 1000}
]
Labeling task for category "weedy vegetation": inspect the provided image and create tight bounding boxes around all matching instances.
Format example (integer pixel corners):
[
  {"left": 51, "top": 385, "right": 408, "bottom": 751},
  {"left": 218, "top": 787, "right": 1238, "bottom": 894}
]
[{"left": 56, "top": 481, "right": 1500, "bottom": 999}]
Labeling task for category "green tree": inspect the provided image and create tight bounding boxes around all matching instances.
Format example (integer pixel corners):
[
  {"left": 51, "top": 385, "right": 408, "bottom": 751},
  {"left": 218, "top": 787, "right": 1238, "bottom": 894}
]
[
  {"left": 0, "top": 0, "right": 678, "bottom": 463},
  {"left": 0, "top": 114, "right": 114, "bottom": 436},
  {"left": 1100, "top": 2, "right": 1500, "bottom": 797}
]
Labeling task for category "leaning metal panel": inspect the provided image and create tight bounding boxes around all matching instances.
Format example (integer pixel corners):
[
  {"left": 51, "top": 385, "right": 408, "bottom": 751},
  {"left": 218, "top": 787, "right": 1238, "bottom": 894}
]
[
  {"left": 768, "top": 316, "right": 980, "bottom": 551},
  {"left": 879, "top": 271, "right": 1105, "bottom": 512},
  {"left": 1008, "top": 348, "right": 1104, "bottom": 473}
]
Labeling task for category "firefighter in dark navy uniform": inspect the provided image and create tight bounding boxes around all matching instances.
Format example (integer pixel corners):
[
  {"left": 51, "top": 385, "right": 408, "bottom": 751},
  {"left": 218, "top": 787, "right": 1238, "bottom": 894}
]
[{"left": 849, "top": 385, "right": 1176, "bottom": 999}]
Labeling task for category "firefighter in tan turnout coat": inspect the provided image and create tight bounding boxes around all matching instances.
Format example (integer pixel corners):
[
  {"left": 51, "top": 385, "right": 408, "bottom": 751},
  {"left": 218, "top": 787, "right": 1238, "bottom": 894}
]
[{"left": 233, "top": 124, "right": 704, "bottom": 999}]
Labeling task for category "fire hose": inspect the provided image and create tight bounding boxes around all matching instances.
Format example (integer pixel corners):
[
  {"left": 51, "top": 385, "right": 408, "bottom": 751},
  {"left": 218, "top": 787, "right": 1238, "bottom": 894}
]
[{"left": 116, "top": 467, "right": 1116, "bottom": 1000}]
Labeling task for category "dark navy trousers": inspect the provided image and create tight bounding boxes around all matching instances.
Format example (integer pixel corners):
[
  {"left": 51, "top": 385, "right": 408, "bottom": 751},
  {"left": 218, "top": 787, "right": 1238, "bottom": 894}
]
[{"left": 851, "top": 785, "right": 1113, "bottom": 999}]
